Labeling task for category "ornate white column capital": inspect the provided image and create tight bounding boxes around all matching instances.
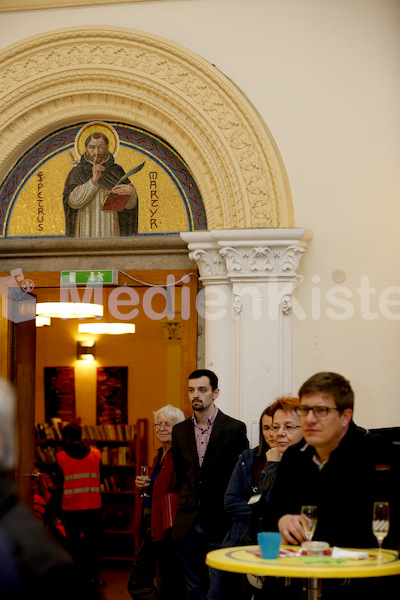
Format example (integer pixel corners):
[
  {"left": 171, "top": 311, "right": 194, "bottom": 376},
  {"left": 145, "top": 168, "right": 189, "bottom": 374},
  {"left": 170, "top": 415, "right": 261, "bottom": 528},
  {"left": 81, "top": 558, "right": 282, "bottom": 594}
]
[
  {"left": 180, "top": 228, "right": 312, "bottom": 282},
  {"left": 214, "top": 228, "right": 312, "bottom": 281}
]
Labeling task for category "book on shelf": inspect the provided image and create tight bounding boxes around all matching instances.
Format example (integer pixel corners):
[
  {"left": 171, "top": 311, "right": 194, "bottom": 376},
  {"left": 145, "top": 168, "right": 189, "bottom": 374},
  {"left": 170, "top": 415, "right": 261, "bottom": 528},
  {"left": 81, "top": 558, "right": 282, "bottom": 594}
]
[
  {"left": 109, "top": 447, "right": 119, "bottom": 465},
  {"left": 36, "top": 422, "right": 64, "bottom": 440},
  {"left": 35, "top": 422, "right": 137, "bottom": 461},
  {"left": 35, "top": 445, "right": 48, "bottom": 463},
  {"left": 35, "top": 424, "right": 46, "bottom": 439},
  {"left": 82, "top": 425, "right": 94, "bottom": 440},
  {"left": 102, "top": 475, "right": 128, "bottom": 492},
  {"left": 116, "top": 424, "right": 126, "bottom": 441},
  {"left": 50, "top": 418, "right": 63, "bottom": 439},
  {"left": 86, "top": 423, "right": 136, "bottom": 442},
  {"left": 128, "top": 424, "right": 136, "bottom": 440},
  {"left": 43, "top": 446, "right": 56, "bottom": 463},
  {"left": 105, "top": 424, "right": 117, "bottom": 440},
  {"left": 100, "top": 445, "right": 131, "bottom": 466},
  {"left": 109, "top": 475, "right": 119, "bottom": 491},
  {"left": 101, "top": 446, "right": 109, "bottom": 464},
  {"left": 97, "top": 426, "right": 104, "bottom": 439},
  {"left": 43, "top": 422, "right": 56, "bottom": 439},
  {"left": 118, "top": 445, "right": 127, "bottom": 465}
]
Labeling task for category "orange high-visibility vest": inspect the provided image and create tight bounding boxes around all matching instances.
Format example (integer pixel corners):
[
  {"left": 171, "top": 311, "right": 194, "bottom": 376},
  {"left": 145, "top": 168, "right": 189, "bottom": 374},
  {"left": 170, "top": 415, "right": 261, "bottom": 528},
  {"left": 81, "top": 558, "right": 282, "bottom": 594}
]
[{"left": 57, "top": 447, "right": 101, "bottom": 511}]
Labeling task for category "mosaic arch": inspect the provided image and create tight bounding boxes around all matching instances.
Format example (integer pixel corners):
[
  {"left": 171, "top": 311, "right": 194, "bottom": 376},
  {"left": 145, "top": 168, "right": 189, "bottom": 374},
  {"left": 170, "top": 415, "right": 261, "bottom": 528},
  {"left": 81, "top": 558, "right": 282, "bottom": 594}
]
[
  {"left": 0, "top": 26, "right": 294, "bottom": 235},
  {"left": 0, "top": 121, "right": 206, "bottom": 238}
]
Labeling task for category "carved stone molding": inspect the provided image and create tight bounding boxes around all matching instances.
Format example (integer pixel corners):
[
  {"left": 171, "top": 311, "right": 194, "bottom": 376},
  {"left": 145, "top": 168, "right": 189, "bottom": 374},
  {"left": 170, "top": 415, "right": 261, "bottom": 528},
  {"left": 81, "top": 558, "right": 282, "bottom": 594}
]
[
  {"left": 220, "top": 244, "right": 306, "bottom": 278},
  {"left": 232, "top": 294, "right": 243, "bottom": 315},
  {"left": 0, "top": 27, "right": 294, "bottom": 231},
  {"left": 281, "top": 295, "right": 293, "bottom": 315}
]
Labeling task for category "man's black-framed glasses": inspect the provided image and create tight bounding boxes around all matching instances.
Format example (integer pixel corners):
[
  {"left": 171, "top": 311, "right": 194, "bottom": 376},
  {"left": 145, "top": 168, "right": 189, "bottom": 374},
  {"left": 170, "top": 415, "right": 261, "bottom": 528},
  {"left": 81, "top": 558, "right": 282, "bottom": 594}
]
[{"left": 296, "top": 406, "right": 341, "bottom": 418}]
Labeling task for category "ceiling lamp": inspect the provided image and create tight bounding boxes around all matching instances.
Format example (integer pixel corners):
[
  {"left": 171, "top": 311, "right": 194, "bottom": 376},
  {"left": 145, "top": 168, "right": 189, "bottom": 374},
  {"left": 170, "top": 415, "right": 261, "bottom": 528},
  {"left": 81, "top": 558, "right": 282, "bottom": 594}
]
[
  {"left": 36, "top": 302, "right": 103, "bottom": 319},
  {"left": 78, "top": 323, "right": 135, "bottom": 335},
  {"left": 36, "top": 316, "right": 51, "bottom": 327},
  {"left": 77, "top": 340, "right": 96, "bottom": 361}
]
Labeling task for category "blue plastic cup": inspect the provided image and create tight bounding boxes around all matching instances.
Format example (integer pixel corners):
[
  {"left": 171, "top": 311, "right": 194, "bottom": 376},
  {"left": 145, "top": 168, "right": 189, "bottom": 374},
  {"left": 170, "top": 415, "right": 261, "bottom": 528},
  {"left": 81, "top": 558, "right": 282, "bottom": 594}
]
[{"left": 257, "top": 532, "right": 282, "bottom": 559}]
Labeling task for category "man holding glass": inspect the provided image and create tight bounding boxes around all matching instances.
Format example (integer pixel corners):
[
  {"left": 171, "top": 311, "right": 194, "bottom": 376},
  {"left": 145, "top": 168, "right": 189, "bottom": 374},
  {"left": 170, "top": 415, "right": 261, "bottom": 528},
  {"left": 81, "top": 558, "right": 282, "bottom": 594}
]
[{"left": 265, "top": 371, "right": 400, "bottom": 598}]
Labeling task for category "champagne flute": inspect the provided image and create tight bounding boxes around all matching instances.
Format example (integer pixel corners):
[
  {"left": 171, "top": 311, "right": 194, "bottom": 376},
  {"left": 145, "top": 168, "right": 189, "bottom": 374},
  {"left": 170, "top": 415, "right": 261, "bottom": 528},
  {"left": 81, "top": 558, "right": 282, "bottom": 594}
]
[
  {"left": 372, "top": 501, "right": 389, "bottom": 559},
  {"left": 301, "top": 505, "right": 318, "bottom": 542},
  {"left": 139, "top": 465, "right": 150, "bottom": 498}
]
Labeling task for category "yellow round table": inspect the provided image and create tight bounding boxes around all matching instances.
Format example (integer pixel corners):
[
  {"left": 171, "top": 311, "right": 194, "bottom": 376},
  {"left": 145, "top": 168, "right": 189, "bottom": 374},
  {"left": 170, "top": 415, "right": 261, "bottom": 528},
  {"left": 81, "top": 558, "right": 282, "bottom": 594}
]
[{"left": 206, "top": 545, "right": 400, "bottom": 599}]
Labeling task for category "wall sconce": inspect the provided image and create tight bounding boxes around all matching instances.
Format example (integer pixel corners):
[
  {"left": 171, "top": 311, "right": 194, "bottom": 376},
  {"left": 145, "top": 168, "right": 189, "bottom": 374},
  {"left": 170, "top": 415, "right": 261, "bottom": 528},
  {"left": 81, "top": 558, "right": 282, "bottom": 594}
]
[{"left": 77, "top": 340, "right": 96, "bottom": 361}]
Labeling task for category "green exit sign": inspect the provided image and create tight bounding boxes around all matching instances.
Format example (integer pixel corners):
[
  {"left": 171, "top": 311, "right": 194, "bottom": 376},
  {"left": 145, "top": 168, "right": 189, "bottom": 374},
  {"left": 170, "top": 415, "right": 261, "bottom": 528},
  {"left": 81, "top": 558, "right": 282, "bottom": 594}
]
[{"left": 60, "top": 270, "right": 117, "bottom": 285}]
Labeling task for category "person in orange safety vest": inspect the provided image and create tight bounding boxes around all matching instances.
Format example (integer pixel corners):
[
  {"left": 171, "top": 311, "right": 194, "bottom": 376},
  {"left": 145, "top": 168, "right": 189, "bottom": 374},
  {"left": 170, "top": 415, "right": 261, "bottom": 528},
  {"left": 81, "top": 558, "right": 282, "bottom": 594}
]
[{"left": 54, "top": 422, "right": 104, "bottom": 588}]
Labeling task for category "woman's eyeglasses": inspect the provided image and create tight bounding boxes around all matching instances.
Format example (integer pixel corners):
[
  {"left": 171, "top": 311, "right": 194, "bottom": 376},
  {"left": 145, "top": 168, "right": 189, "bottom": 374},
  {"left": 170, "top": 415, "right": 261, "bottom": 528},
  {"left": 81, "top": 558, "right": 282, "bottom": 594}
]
[
  {"left": 272, "top": 424, "right": 301, "bottom": 434},
  {"left": 153, "top": 422, "right": 173, "bottom": 430}
]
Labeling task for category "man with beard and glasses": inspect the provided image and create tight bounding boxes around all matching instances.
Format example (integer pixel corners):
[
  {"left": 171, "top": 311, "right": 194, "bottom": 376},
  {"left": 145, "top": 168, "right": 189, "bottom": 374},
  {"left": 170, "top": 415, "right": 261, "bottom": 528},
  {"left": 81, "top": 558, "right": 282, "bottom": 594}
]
[
  {"left": 171, "top": 369, "right": 249, "bottom": 600},
  {"left": 63, "top": 132, "right": 138, "bottom": 237}
]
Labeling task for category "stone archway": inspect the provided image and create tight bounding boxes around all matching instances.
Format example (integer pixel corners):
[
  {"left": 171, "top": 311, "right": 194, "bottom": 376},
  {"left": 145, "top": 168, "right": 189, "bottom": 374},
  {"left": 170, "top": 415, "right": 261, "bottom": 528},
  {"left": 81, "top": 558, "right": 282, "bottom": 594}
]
[{"left": 0, "top": 26, "right": 293, "bottom": 231}]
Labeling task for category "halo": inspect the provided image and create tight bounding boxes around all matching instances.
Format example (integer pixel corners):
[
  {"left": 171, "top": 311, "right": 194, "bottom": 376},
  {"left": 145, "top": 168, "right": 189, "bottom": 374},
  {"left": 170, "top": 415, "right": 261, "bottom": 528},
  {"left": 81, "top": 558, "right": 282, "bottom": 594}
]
[{"left": 74, "top": 121, "right": 120, "bottom": 160}]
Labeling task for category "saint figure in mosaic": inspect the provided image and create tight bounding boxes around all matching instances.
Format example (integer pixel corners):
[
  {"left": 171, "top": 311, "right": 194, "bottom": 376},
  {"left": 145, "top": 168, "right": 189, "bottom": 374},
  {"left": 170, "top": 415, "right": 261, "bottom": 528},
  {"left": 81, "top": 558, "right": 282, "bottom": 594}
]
[{"left": 63, "top": 122, "right": 138, "bottom": 237}]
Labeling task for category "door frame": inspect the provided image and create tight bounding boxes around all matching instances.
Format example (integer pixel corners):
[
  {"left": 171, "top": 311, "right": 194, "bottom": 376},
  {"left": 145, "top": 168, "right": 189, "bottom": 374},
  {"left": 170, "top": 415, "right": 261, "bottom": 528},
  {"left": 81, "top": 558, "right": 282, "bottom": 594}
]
[{"left": 0, "top": 267, "right": 198, "bottom": 505}]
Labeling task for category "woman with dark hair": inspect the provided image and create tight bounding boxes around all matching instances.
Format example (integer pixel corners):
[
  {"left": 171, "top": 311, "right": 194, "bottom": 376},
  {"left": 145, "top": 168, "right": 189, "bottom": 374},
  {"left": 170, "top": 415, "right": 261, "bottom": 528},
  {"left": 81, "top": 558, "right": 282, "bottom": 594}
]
[
  {"left": 215, "top": 403, "right": 279, "bottom": 598},
  {"left": 255, "top": 405, "right": 281, "bottom": 476},
  {"left": 223, "top": 404, "right": 279, "bottom": 538}
]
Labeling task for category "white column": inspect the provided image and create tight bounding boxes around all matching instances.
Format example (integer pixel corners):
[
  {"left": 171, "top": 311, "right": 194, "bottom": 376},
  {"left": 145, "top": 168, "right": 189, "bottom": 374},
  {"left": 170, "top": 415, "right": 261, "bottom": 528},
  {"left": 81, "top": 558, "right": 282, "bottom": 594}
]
[
  {"left": 180, "top": 228, "right": 312, "bottom": 447},
  {"left": 180, "top": 232, "right": 235, "bottom": 415}
]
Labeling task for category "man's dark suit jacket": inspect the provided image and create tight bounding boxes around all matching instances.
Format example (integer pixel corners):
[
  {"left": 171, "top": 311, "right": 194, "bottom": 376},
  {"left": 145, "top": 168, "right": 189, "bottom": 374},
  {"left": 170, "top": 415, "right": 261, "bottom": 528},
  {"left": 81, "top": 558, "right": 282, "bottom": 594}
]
[{"left": 171, "top": 409, "right": 249, "bottom": 542}]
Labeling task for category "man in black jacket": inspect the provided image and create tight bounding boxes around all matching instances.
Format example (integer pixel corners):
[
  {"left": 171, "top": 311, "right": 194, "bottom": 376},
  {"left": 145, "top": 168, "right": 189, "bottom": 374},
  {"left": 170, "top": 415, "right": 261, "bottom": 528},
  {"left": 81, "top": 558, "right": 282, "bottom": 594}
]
[
  {"left": 172, "top": 369, "right": 249, "bottom": 600},
  {"left": 265, "top": 371, "right": 400, "bottom": 599}
]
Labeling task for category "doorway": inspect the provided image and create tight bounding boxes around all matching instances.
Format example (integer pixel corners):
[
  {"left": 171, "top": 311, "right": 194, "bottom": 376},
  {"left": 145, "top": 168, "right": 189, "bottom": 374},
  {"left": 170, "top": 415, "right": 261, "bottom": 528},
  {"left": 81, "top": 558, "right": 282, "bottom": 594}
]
[{"left": 0, "top": 267, "right": 198, "bottom": 506}]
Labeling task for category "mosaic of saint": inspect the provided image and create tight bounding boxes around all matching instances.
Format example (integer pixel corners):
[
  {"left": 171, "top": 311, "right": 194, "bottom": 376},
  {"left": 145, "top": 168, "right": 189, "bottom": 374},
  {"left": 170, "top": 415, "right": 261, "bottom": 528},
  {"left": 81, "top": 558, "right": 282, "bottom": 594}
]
[{"left": 0, "top": 121, "right": 206, "bottom": 238}]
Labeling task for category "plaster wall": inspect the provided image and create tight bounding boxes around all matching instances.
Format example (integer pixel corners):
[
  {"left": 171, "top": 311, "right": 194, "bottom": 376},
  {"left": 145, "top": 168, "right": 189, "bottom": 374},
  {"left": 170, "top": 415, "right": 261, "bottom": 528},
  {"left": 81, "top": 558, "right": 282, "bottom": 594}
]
[{"left": 1, "top": 0, "right": 399, "bottom": 429}]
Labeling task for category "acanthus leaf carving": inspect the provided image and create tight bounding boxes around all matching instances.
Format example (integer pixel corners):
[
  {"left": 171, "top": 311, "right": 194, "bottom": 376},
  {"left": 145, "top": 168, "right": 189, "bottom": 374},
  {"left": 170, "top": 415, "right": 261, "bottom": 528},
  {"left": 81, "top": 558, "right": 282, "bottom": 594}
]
[
  {"left": 278, "top": 246, "right": 305, "bottom": 273},
  {"left": 189, "top": 249, "right": 226, "bottom": 279}
]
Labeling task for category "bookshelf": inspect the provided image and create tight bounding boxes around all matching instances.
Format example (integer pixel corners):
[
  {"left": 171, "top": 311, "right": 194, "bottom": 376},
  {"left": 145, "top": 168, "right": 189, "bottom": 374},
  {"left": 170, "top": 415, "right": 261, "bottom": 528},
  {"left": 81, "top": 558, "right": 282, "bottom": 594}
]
[{"left": 34, "top": 418, "right": 148, "bottom": 562}]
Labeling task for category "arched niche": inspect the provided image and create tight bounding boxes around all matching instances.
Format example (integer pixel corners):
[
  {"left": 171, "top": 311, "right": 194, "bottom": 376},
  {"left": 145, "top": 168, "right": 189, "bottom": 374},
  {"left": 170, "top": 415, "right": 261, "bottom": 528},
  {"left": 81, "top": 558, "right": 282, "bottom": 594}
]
[{"left": 0, "top": 26, "right": 294, "bottom": 231}]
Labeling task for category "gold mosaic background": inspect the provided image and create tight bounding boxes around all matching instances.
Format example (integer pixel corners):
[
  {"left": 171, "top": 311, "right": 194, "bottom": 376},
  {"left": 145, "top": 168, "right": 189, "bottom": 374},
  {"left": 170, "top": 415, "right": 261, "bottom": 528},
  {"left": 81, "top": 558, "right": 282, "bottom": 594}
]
[{"left": 8, "top": 145, "right": 189, "bottom": 237}]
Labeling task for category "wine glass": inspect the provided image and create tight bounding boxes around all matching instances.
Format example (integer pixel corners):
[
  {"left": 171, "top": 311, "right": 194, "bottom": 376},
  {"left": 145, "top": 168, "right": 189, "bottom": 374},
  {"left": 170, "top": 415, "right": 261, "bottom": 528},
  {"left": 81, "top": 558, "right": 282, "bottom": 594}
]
[
  {"left": 301, "top": 505, "right": 318, "bottom": 542},
  {"left": 372, "top": 501, "right": 389, "bottom": 559},
  {"left": 139, "top": 465, "right": 150, "bottom": 498}
]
